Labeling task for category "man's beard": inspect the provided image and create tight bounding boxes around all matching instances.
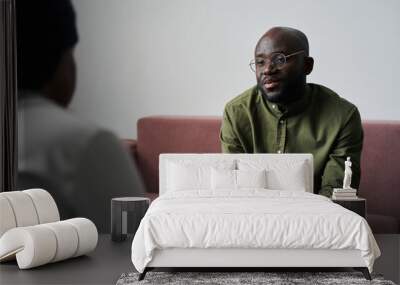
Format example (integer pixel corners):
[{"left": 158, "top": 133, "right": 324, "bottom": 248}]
[{"left": 257, "top": 75, "right": 306, "bottom": 104}]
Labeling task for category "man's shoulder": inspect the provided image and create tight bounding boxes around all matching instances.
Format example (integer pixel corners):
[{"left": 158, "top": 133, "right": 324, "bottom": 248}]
[
  {"left": 225, "top": 86, "right": 259, "bottom": 111},
  {"left": 19, "top": 95, "right": 99, "bottom": 141},
  {"left": 310, "top": 83, "right": 357, "bottom": 112},
  {"left": 18, "top": 95, "right": 118, "bottom": 160}
]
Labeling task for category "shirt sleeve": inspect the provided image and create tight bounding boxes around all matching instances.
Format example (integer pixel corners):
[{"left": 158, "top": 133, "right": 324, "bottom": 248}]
[
  {"left": 220, "top": 105, "right": 245, "bottom": 153},
  {"left": 319, "top": 107, "right": 363, "bottom": 197}
]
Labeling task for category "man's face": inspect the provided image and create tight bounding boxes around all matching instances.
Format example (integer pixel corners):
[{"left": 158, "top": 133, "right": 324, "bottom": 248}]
[{"left": 255, "top": 36, "right": 306, "bottom": 104}]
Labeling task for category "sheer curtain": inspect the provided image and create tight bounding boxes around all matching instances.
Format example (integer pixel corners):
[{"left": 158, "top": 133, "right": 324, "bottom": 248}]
[{"left": 0, "top": 0, "right": 17, "bottom": 192}]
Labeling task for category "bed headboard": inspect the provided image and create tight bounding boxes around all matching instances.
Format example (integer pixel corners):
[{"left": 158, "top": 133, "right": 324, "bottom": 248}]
[{"left": 159, "top": 153, "right": 313, "bottom": 195}]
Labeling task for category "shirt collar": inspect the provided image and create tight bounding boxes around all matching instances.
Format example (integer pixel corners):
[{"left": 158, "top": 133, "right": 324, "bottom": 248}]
[{"left": 259, "top": 84, "right": 312, "bottom": 117}]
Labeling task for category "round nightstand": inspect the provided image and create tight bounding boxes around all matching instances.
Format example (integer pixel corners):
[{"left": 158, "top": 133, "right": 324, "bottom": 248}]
[{"left": 111, "top": 197, "right": 150, "bottom": 242}]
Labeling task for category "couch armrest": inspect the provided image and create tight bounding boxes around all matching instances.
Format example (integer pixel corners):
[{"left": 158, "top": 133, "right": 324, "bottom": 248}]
[{"left": 122, "top": 139, "right": 138, "bottom": 162}]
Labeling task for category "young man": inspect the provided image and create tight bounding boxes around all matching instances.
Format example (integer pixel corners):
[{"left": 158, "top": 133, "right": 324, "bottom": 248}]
[{"left": 220, "top": 27, "right": 363, "bottom": 197}]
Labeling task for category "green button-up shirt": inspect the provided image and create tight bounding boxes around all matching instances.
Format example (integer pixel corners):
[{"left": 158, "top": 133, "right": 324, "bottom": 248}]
[{"left": 220, "top": 83, "right": 363, "bottom": 197}]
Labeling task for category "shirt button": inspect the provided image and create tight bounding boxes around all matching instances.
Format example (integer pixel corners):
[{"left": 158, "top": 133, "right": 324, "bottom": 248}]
[
  {"left": 280, "top": 120, "right": 284, "bottom": 124},
  {"left": 277, "top": 150, "right": 282, "bottom": 154},
  {"left": 272, "top": 105, "right": 276, "bottom": 109}
]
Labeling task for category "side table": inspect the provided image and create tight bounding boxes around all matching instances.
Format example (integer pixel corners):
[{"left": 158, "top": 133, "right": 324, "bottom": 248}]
[
  {"left": 111, "top": 197, "right": 150, "bottom": 241},
  {"left": 332, "top": 197, "right": 366, "bottom": 218}
]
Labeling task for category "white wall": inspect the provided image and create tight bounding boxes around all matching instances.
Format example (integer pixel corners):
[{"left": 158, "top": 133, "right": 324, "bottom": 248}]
[{"left": 71, "top": 0, "right": 400, "bottom": 138}]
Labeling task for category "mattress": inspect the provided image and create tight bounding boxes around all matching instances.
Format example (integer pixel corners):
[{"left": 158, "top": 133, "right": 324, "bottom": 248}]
[{"left": 131, "top": 190, "right": 380, "bottom": 273}]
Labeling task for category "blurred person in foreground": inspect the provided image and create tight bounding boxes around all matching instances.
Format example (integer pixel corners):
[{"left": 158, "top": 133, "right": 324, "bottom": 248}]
[{"left": 16, "top": 0, "right": 145, "bottom": 232}]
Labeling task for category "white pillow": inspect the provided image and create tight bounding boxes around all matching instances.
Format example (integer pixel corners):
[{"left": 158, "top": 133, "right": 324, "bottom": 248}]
[
  {"left": 211, "top": 168, "right": 267, "bottom": 190},
  {"left": 238, "top": 159, "right": 308, "bottom": 191},
  {"left": 236, "top": 169, "right": 267, "bottom": 188},
  {"left": 167, "top": 160, "right": 235, "bottom": 191},
  {"left": 211, "top": 168, "right": 236, "bottom": 190}
]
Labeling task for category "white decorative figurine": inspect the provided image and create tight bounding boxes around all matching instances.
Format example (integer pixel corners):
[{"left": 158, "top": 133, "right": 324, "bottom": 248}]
[
  {"left": 332, "top": 157, "right": 357, "bottom": 199},
  {"left": 342, "top": 157, "right": 353, "bottom": 189}
]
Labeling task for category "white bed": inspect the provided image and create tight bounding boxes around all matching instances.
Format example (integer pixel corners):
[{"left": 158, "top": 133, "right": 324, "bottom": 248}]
[{"left": 131, "top": 154, "right": 380, "bottom": 280}]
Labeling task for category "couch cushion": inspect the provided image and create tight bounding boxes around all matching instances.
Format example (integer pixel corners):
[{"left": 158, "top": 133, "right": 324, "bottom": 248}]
[
  {"left": 136, "top": 116, "right": 222, "bottom": 194},
  {"left": 359, "top": 121, "right": 400, "bottom": 233}
]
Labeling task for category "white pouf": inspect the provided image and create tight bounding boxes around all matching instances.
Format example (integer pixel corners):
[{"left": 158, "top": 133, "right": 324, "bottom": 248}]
[
  {"left": 0, "top": 189, "right": 98, "bottom": 269},
  {"left": 0, "top": 218, "right": 98, "bottom": 269}
]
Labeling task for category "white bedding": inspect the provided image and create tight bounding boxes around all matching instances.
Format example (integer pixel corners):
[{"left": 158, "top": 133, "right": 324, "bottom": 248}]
[{"left": 131, "top": 190, "right": 380, "bottom": 273}]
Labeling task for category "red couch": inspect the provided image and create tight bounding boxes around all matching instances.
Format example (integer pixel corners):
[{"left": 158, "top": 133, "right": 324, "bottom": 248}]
[{"left": 126, "top": 116, "right": 400, "bottom": 234}]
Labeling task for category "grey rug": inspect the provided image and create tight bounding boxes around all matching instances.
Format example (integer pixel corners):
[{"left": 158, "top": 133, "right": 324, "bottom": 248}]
[{"left": 116, "top": 271, "right": 396, "bottom": 285}]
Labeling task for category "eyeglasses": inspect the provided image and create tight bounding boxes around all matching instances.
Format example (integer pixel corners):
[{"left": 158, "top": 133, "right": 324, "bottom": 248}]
[{"left": 249, "top": 50, "right": 305, "bottom": 72}]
